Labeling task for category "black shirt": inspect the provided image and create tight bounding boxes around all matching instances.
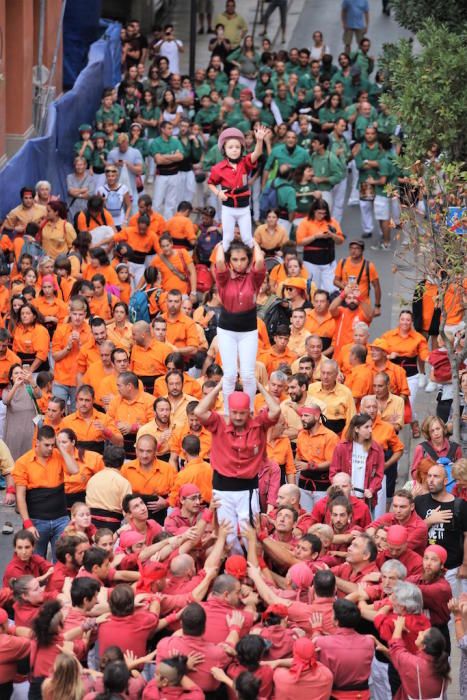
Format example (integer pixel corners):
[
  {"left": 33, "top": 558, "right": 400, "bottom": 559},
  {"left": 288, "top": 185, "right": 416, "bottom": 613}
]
[{"left": 414, "top": 493, "right": 467, "bottom": 569}]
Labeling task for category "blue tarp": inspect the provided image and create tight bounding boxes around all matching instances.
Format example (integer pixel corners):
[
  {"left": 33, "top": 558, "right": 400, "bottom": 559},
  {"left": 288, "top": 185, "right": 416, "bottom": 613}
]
[
  {"left": 63, "top": 0, "right": 103, "bottom": 90},
  {"left": 0, "top": 20, "right": 121, "bottom": 219}
]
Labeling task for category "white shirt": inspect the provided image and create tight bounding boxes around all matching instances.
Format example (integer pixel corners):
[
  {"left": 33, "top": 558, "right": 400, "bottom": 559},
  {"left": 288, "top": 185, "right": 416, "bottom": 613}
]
[
  {"left": 351, "top": 441, "right": 367, "bottom": 498},
  {"left": 156, "top": 39, "right": 183, "bottom": 74}
]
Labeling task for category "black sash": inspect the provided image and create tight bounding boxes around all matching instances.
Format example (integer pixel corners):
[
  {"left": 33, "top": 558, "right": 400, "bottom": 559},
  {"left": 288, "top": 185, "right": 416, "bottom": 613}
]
[
  {"left": 77, "top": 439, "right": 105, "bottom": 454},
  {"left": 391, "top": 354, "right": 418, "bottom": 377},
  {"left": 324, "top": 417, "right": 346, "bottom": 435},
  {"left": 26, "top": 484, "right": 67, "bottom": 520}
]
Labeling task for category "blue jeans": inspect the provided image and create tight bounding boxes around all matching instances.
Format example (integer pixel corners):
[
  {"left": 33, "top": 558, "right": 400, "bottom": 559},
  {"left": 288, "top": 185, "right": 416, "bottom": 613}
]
[
  {"left": 33, "top": 516, "right": 69, "bottom": 561},
  {"left": 52, "top": 383, "right": 77, "bottom": 412}
]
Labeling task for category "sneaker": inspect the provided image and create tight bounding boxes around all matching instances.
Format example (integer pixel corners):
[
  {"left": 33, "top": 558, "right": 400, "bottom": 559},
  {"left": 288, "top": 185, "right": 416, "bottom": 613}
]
[
  {"left": 381, "top": 243, "right": 391, "bottom": 251},
  {"left": 347, "top": 199, "right": 359, "bottom": 207},
  {"left": 145, "top": 175, "right": 154, "bottom": 185},
  {"left": 425, "top": 381, "right": 438, "bottom": 393},
  {"left": 418, "top": 374, "right": 427, "bottom": 388},
  {"left": 370, "top": 241, "right": 382, "bottom": 251},
  {"left": 362, "top": 232, "right": 373, "bottom": 239}
]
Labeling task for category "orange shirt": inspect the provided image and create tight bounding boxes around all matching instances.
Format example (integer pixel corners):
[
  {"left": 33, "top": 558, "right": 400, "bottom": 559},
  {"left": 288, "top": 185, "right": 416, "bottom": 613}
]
[
  {"left": 107, "top": 391, "right": 155, "bottom": 429},
  {"left": 129, "top": 210, "right": 166, "bottom": 238},
  {"left": 444, "top": 280, "right": 467, "bottom": 325},
  {"left": 0, "top": 286, "right": 9, "bottom": 317},
  {"left": 287, "top": 328, "right": 312, "bottom": 356},
  {"left": 64, "top": 449, "right": 104, "bottom": 494},
  {"left": 370, "top": 415, "right": 404, "bottom": 454},
  {"left": 344, "top": 364, "right": 374, "bottom": 405},
  {"left": 95, "top": 374, "right": 144, "bottom": 409},
  {"left": 296, "top": 217, "right": 344, "bottom": 246},
  {"left": 367, "top": 359, "right": 410, "bottom": 397},
  {"left": 332, "top": 307, "right": 372, "bottom": 358},
  {"left": 0, "top": 349, "right": 22, "bottom": 389},
  {"left": 12, "top": 324, "right": 50, "bottom": 362},
  {"left": 77, "top": 340, "right": 102, "bottom": 375},
  {"left": 36, "top": 388, "right": 52, "bottom": 415},
  {"left": 154, "top": 373, "right": 201, "bottom": 399},
  {"left": 421, "top": 282, "right": 438, "bottom": 333},
  {"left": 33, "top": 296, "right": 69, "bottom": 324},
  {"left": 335, "top": 341, "right": 362, "bottom": 376},
  {"left": 106, "top": 321, "right": 133, "bottom": 353},
  {"left": 165, "top": 212, "right": 197, "bottom": 246},
  {"left": 257, "top": 317, "right": 271, "bottom": 352},
  {"left": 83, "top": 361, "right": 115, "bottom": 403},
  {"left": 304, "top": 310, "right": 336, "bottom": 340},
  {"left": 75, "top": 209, "right": 114, "bottom": 232},
  {"left": 120, "top": 459, "right": 176, "bottom": 496},
  {"left": 89, "top": 292, "right": 119, "bottom": 322},
  {"left": 117, "top": 280, "right": 131, "bottom": 305},
  {"left": 334, "top": 257, "right": 379, "bottom": 302},
  {"left": 168, "top": 423, "right": 212, "bottom": 459},
  {"left": 269, "top": 262, "right": 308, "bottom": 291},
  {"left": 267, "top": 436, "right": 295, "bottom": 475},
  {"left": 82, "top": 263, "right": 119, "bottom": 287},
  {"left": 163, "top": 312, "right": 199, "bottom": 349},
  {"left": 57, "top": 276, "right": 77, "bottom": 303},
  {"left": 296, "top": 424, "right": 340, "bottom": 465},
  {"left": 254, "top": 392, "right": 287, "bottom": 414},
  {"left": 258, "top": 347, "right": 298, "bottom": 376},
  {"left": 52, "top": 323, "right": 92, "bottom": 387},
  {"left": 130, "top": 341, "right": 171, "bottom": 378},
  {"left": 61, "top": 409, "right": 120, "bottom": 446},
  {"left": 380, "top": 328, "right": 429, "bottom": 361},
  {"left": 13, "top": 448, "right": 67, "bottom": 490},
  {"left": 168, "top": 458, "right": 213, "bottom": 507},
  {"left": 151, "top": 249, "right": 192, "bottom": 295},
  {"left": 114, "top": 226, "right": 160, "bottom": 255}
]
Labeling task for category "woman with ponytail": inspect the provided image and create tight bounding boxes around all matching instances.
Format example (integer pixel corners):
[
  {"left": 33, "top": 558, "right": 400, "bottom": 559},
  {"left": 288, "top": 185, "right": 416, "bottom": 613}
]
[
  {"left": 41, "top": 652, "right": 84, "bottom": 700},
  {"left": 389, "top": 617, "right": 450, "bottom": 700}
]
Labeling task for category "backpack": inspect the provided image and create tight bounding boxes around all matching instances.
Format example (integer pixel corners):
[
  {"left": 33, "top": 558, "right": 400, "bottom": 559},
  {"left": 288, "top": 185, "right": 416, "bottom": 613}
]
[
  {"left": 195, "top": 228, "right": 222, "bottom": 264},
  {"left": 101, "top": 185, "right": 125, "bottom": 218},
  {"left": 263, "top": 298, "right": 292, "bottom": 343},
  {"left": 20, "top": 239, "right": 45, "bottom": 267},
  {"left": 128, "top": 287, "right": 160, "bottom": 323},
  {"left": 196, "top": 264, "right": 214, "bottom": 293}
]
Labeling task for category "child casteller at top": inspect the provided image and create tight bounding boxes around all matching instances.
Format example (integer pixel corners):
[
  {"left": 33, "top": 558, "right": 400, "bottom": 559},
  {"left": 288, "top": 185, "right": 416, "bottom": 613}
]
[{"left": 207, "top": 124, "right": 270, "bottom": 251}]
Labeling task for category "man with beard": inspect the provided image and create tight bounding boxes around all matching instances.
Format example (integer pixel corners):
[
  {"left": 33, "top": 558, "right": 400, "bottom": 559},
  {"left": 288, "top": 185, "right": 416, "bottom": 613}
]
[
  {"left": 137, "top": 397, "right": 172, "bottom": 460},
  {"left": 328, "top": 497, "right": 362, "bottom": 559},
  {"left": 291, "top": 335, "right": 325, "bottom": 378},
  {"left": 408, "top": 544, "right": 452, "bottom": 653},
  {"left": 262, "top": 130, "right": 311, "bottom": 188},
  {"left": 247, "top": 523, "right": 324, "bottom": 573},
  {"left": 281, "top": 373, "right": 314, "bottom": 441},
  {"left": 295, "top": 404, "right": 340, "bottom": 510},
  {"left": 331, "top": 533, "right": 379, "bottom": 594},
  {"left": 299, "top": 471, "right": 371, "bottom": 532},
  {"left": 415, "top": 463, "right": 467, "bottom": 598},
  {"left": 47, "top": 535, "right": 90, "bottom": 593},
  {"left": 329, "top": 279, "right": 373, "bottom": 360},
  {"left": 164, "top": 370, "right": 198, "bottom": 430}
]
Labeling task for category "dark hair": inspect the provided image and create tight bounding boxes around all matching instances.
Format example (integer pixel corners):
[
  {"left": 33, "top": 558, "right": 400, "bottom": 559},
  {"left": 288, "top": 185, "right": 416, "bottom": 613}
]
[
  {"left": 109, "top": 584, "right": 134, "bottom": 617},
  {"left": 99, "top": 645, "right": 124, "bottom": 672},
  {"left": 21, "top": 186, "right": 36, "bottom": 198},
  {"left": 235, "top": 671, "right": 261, "bottom": 700},
  {"left": 119, "top": 371, "right": 139, "bottom": 390},
  {"left": 166, "top": 351, "right": 185, "bottom": 370},
  {"left": 32, "top": 600, "right": 62, "bottom": 647},
  {"left": 345, "top": 413, "right": 372, "bottom": 443},
  {"left": 308, "top": 197, "right": 331, "bottom": 221},
  {"left": 166, "top": 369, "right": 184, "bottom": 385},
  {"left": 95, "top": 661, "right": 130, "bottom": 700},
  {"left": 350, "top": 344, "right": 367, "bottom": 364},
  {"left": 206, "top": 363, "right": 223, "bottom": 378},
  {"left": 48, "top": 200, "right": 68, "bottom": 219},
  {"left": 122, "top": 493, "right": 145, "bottom": 514},
  {"left": 154, "top": 396, "right": 171, "bottom": 411},
  {"left": 90, "top": 247, "right": 111, "bottom": 266},
  {"left": 301, "top": 533, "right": 322, "bottom": 554},
  {"left": 19, "top": 302, "right": 45, "bottom": 327},
  {"left": 70, "top": 576, "right": 101, "bottom": 607},
  {"left": 423, "top": 627, "right": 451, "bottom": 680},
  {"left": 276, "top": 504, "right": 298, "bottom": 522},
  {"left": 236, "top": 635, "right": 267, "bottom": 671},
  {"left": 8, "top": 363, "right": 22, "bottom": 383},
  {"left": 37, "top": 425, "right": 56, "bottom": 442},
  {"left": 181, "top": 603, "right": 206, "bottom": 636},
  {"left": 55, "top": 535, "right": 83, "bottom": 565},
  {"left": 333, "top": 599, "right": 361, "bottom": 629},
  {"left": 313, "top": 570, "right": 336, "bottom": 597},
  {"left": 111, "top": 347, "right": 128, "bottom": 363},
  {"left": 182, "top": 434, "right": 200, "bottom": 456},
  {"left": 82, "top": 547, "right": 109, "bottom": 572},
  {"left": 356, "top": 532, "right": 378, "bottom": 562},
  {"left": 76, "top": 383, "right": 95, "bottom": 400},
  {"left": 226, "top": 241, "right": 252, "bottom": 263},
  {"left": 13, "top": 529, "right": 36, "bottom": 547},
  {"left": 49, "top": 396, "right": 66, "bottom": 413},
  {"left": 103, "top": 445, "right": 126, "bottom": 469},
  {"left": 36, "top": 371, "right": 53, "bottom": 389}
]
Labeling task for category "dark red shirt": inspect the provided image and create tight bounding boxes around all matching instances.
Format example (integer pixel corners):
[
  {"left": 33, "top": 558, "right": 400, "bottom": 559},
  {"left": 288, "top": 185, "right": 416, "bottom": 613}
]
[
  {"left": 0, "top": 632, "right": 30, "bottom": 684},
  {"left": 369, "top": 510, "right": 428, "bottom": 556},
  {"left": 98, "top": 609, "right": 159, "bottom": 657},
  {"left": 3, "top": 553, "right": 52, "bottom": 588},
  {"left": 407, "top": 574, "right": 452, "bottom": 626},
  {"left": 300, "top": 494, "right": 371, "bottom": 531},
  {"left": 47, "top": 560, "right": 78, "bottom": 594},
  {"left": 376, "top": 547, "right": 423, "bottom": 578},
  {"left": 215, "top": 266, "right": 265, "bottom": 314},
  {"left": 201, "top": 597, "right": 254, "bottom": 644},
  {"left": 202, "top": 408, "right": 277, "bottom": 480},
  {"left": 207, "top": 153, "right": 256, "bottom": 190}
]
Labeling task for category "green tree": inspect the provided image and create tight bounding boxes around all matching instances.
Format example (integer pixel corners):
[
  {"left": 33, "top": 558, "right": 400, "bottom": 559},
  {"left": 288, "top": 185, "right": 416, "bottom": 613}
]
[
  {"left": 390, "top": 0, "right": 466, "bottom": 33},
  {"left": 380, "top": 20, "right": 467, "bottom": 162}
]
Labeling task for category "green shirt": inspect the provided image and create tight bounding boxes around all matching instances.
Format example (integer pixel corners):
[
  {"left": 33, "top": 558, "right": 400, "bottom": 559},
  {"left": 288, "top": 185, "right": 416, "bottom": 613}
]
[
  {"left": 179, "top": 135, "right": 203, "bottom": 164},
  {"left": 130, "top": 137, "right": 148, "bottom": 159},
  {"left": 95, "top": 104, "right": 125, "bottom": 127},
  {"left": 194, "top": 105, "right": 220, "bottom": 127},
  {"left": 297, "top": 132, "right": 313, "bottom": 151},
  {"left": 149, "top": 135, "right": 183, "bottom": 157},
  {"left": 377, "top": 112, "right": 398, "bottom": 137},
  {"left": 310, "top": 151, "right": 344, "bottom": 190},
  {"left": 275, "top": 95, "right": 296, "bottom": 122},
  {"left": 74, "top": 140, "right": 93, "bottom": 164},
  {"left": 319, "top": 107, "right": 345, "bottom": 127},
  {"left": 329, "top": 133, "right": 351, "bottom": 168},
  {"left": 354, "top": 114, "right": 377, "bottom": 143},
  {"left": 355, "top": 141, "right": 382, "bottom": 184},
  {"left": 89, "top": 147, "right": 108, "bottom": 173},
  {"left": 375, "top": 154, "right": 392, "bottom": 197},
  {"left": 295, "top": 182, "right": 316, "bottom": 215},
  {"left": 202, "top": 144, "right": 223, "bottom": 172},
  {"left": 259, "top": 108, "right": 276, "bottom": 128},
  {"left": 140, "top": 105, "right": 161, "bottom": 139},
  {"left": 274, "top": 177, "right": 297, "bottom": 214},
  {"left": 351, "top": 50, "right": 374, "bottom": 78},
  {"left": 298, "top": 73, "right": 319, "bottom": 91},
  {"left": 265, "top": 143, "right": 311, "bottom": 173},
  {"left": 271, "top": 71, "right": 289, "bottom": 91}
]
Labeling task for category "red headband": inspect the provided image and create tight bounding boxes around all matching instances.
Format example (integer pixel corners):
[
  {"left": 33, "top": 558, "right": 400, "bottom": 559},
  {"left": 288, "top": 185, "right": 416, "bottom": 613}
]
[{"left": 228, "top": 391, "right": 250, "bottom": 411}]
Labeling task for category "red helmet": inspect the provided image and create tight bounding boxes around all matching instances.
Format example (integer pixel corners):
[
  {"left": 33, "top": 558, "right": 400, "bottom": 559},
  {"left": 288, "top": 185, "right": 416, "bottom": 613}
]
[{"left": 217, "top": 127, "right": 246, "bottom": 152}]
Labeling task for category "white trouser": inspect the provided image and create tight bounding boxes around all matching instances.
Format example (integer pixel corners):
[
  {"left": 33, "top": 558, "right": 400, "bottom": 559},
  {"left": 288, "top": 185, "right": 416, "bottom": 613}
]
[
  {"left": 221, "top": 204, "right": 253, "bottom": 251},
  {"left": 153, "top": 173, "right": 179, "bottom": 219},
  {"left": 278, "top": 218, "right": 292, "bottom": 235},
  {"left": 373, "top": 475, "right": 387, "bottom": 520},
  {"left": 359, "top": 199, "right": 375, "bottom": 235},
  {"left": 407, "top": 373, "right": 419, "bottom": 421},
  {"left": 445, "top": 566, "right": 467, "bottom": 598},
  {"left": 370, "top": 656, "right": 391, "bottom": 700},
  {"left": 178, "top": 170, "right": 196, "bottom": 206},
  {"left": 348, "top": 161, "right": 359, "bottom": 203},
  {"left": 299, "top": 488, "right": 327, "bottom": 512},
  {"left": 238, "top": 75, "right": 257, "bottom": 97},
  {"left": 251, "top": 178, "right": 261, "bottom": 222},
  {"left": 303, "top": 259, "right": 337, "bottom": 294},
  {"left": 0, "top": 401, "right": 6, "bottom": 440},
  {"left": 217, "top": 326, "right": 258, "bottom": 411},
  {"left": 331, "top": 177, "right": 347, "bottom": 223},
  {"left": 213, "top": 487, "right": 260, "bottom": 554},
  {"left": 129, "top": 261, "right": 146, "bottom": 289},
  {"left": 319, "top": 190, "right": 333, "bottom": 209}
]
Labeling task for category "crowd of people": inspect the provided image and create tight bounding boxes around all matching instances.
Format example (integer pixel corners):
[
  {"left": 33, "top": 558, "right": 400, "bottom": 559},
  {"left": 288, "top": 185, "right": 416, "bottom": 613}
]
[{"left": 0, "top": 1, "right": 466, "bottom": 699}]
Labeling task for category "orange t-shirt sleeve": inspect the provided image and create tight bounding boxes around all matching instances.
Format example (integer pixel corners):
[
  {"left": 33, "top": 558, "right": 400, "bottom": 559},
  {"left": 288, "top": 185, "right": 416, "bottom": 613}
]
[{"left": 35, "top": 326, "right": 51, "bottom": 361}]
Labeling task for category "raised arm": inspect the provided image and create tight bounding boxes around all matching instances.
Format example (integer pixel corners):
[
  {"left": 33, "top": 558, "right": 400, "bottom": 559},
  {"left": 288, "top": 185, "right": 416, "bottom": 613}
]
[
  {"left": 193, "top": 380, "right": 223, "bottom": 423},
  {"left": 256, "top": 381, "right": 281, "bottom": 422}
]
